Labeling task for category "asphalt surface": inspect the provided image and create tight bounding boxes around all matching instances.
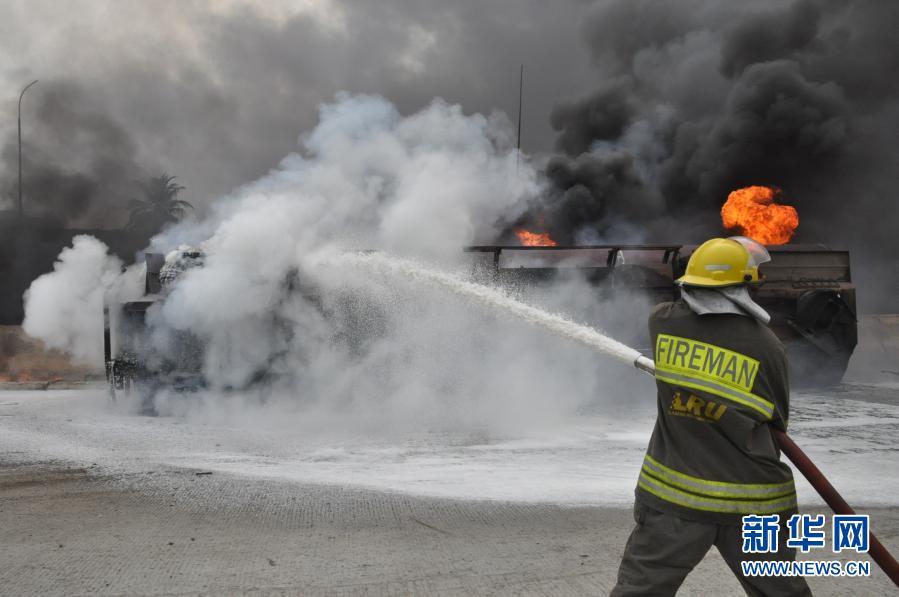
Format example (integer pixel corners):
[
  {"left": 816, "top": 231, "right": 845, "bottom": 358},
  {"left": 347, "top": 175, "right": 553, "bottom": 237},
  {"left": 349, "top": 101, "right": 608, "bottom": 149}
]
[{"left": 1, "top": 387, "right": 898, "bottom": 596}]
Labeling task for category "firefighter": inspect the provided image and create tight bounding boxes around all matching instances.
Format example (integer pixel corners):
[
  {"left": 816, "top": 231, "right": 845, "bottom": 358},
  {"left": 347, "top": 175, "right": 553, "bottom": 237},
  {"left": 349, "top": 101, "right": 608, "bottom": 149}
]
[{"left": 611, "top": 237, "right": 812, "bottom": 596}]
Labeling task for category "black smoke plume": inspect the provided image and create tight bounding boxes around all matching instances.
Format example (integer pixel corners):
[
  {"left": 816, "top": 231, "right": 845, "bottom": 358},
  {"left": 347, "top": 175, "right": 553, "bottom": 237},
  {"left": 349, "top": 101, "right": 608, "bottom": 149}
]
[{"left": 526, "top": 0, "right": 899, "bottom": 310}]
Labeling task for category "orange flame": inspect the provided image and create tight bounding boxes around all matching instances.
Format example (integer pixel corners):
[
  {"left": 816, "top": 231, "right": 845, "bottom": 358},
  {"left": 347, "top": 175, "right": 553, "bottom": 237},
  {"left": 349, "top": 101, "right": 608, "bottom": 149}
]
[
  {"left": 721, "top": 185, "right": 799, "bottom": 245},
  {"left": 515, "top": 228, "right": 557, "bottom": 246}
]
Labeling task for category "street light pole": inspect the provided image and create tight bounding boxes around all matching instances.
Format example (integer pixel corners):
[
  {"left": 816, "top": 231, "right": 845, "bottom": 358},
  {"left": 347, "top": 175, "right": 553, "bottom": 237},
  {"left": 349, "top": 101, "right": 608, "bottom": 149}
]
[{"left": 18, "top": 79, "right": 39, "bottom": 218}]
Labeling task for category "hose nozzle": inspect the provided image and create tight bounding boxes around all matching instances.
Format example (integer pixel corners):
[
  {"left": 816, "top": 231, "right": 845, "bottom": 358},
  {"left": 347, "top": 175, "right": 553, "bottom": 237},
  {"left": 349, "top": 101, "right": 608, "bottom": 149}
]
[{"left": 634, "top": 355, "right": 655, "bottom": 375}]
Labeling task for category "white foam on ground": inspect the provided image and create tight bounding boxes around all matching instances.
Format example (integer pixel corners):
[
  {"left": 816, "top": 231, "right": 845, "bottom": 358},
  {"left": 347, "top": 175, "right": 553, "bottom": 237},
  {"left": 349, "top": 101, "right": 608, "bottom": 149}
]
[{"left": 0, "top": 389, "right": 897, "bottom": 507}]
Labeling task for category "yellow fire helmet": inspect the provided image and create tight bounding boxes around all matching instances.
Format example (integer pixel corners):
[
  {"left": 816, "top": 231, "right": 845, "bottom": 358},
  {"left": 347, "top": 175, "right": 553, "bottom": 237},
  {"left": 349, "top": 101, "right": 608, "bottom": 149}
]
[{"left": 677, "top": 236, "right": 771, "bottom": 287}]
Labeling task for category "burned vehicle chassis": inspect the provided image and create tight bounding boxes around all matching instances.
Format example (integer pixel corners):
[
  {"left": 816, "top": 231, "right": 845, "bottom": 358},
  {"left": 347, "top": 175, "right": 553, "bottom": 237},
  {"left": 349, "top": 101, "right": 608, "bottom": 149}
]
[{"left": 464, "top": 244, "right": 857, "bottom": 386}]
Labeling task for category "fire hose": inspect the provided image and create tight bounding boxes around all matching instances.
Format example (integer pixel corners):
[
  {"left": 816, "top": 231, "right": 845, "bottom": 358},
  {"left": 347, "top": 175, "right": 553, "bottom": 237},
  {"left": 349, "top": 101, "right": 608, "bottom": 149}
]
[{"left": 633, "top": 354, "right": 899, "bottom": 587}]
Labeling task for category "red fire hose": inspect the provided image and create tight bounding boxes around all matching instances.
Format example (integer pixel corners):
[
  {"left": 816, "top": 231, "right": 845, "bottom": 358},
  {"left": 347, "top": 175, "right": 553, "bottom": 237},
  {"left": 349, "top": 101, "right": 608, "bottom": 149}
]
[{"left": 774, "top": 430, "right": 899, "bottom": 587}]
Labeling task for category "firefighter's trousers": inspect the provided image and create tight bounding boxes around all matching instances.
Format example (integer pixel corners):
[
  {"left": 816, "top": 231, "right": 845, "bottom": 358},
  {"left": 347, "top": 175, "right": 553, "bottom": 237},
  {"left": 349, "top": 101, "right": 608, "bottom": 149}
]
[{"left": 611, "top": 503, "right": 812, "bottom": 596}]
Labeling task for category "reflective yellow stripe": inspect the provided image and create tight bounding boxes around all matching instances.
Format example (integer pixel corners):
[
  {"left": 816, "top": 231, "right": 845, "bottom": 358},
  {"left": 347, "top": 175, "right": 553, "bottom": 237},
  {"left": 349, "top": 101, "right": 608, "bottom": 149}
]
[
  {"left": 638, "top": 471, "right": 797, "bottom": 515},
  {"left": 655, "top": 369, "right": 774, "bottom": 419},
  {"left": 642, "top": 455, "right": 795, "bottom": 499},
  {"left": 654, "top": 333, "right": 775, "bottom": 420}
]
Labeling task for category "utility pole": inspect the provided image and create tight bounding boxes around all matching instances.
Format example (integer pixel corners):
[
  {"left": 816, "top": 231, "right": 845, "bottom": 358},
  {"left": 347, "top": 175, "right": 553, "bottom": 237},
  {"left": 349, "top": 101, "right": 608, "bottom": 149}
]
[
  {"left": 18, "top": 79, "right": 39, "bottom": 218},
  {"left": 516, "top": 65, "right": 523, "bottom": 171}
]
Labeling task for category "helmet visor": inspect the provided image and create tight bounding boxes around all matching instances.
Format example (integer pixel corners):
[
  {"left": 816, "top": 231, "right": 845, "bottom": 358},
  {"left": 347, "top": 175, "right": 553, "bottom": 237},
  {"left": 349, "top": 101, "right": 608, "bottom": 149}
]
[{"left": 728, "top": 236, "right": 771, "bottom": 267}]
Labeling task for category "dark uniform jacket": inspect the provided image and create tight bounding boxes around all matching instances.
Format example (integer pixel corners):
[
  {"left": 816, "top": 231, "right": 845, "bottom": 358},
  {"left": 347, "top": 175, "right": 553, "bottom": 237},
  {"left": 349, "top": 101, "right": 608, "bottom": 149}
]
[{"left": 635, "top": 299, "right": 797, "bottom": 524}]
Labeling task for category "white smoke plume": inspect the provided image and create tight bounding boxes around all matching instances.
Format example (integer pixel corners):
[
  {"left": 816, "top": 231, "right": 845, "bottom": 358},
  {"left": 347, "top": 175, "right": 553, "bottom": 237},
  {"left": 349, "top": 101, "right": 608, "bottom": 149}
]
[
  {"left": 154, "top": 94, "right": 535, "bottom": 256},
  {"left": 22, "top": 235, "right": 143, "bottom": 363},
  {"left": 23, "top": 93, "right": 655, "bottom": 429}
]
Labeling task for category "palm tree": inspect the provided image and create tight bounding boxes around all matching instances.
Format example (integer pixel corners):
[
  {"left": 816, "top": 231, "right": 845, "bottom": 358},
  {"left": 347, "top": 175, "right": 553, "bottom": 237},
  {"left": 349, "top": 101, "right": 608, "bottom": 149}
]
[{"left": 127, "top": 173, "right": 193, "bottom": 230}]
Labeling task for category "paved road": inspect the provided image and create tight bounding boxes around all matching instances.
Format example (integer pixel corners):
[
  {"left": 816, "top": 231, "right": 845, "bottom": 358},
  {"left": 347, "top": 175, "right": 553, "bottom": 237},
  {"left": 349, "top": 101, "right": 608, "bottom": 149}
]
[{"left": 1, "top": 387, "right": 897, "bottom": 595}]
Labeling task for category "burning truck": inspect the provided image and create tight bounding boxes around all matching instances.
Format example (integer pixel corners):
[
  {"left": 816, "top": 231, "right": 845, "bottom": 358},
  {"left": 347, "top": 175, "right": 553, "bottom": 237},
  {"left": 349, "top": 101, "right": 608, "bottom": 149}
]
[
  {"left": 104, "top": 246, "right": 857, "bottom": 402},
  {"left": 486, "top": 186, "right": 855, "bottom": 385},
  {"left": 104, "top": 186, "right": 857, "bottom": 402}
]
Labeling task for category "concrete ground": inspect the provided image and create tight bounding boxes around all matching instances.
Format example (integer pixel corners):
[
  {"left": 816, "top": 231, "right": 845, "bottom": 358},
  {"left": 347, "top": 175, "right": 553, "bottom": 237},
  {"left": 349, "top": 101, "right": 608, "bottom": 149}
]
[
  {"left": 1, "top": 387, "right": 898, "bottom": 596},
  {"left": 1, "top": 463, "right": 896, "bottom": 596}
]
